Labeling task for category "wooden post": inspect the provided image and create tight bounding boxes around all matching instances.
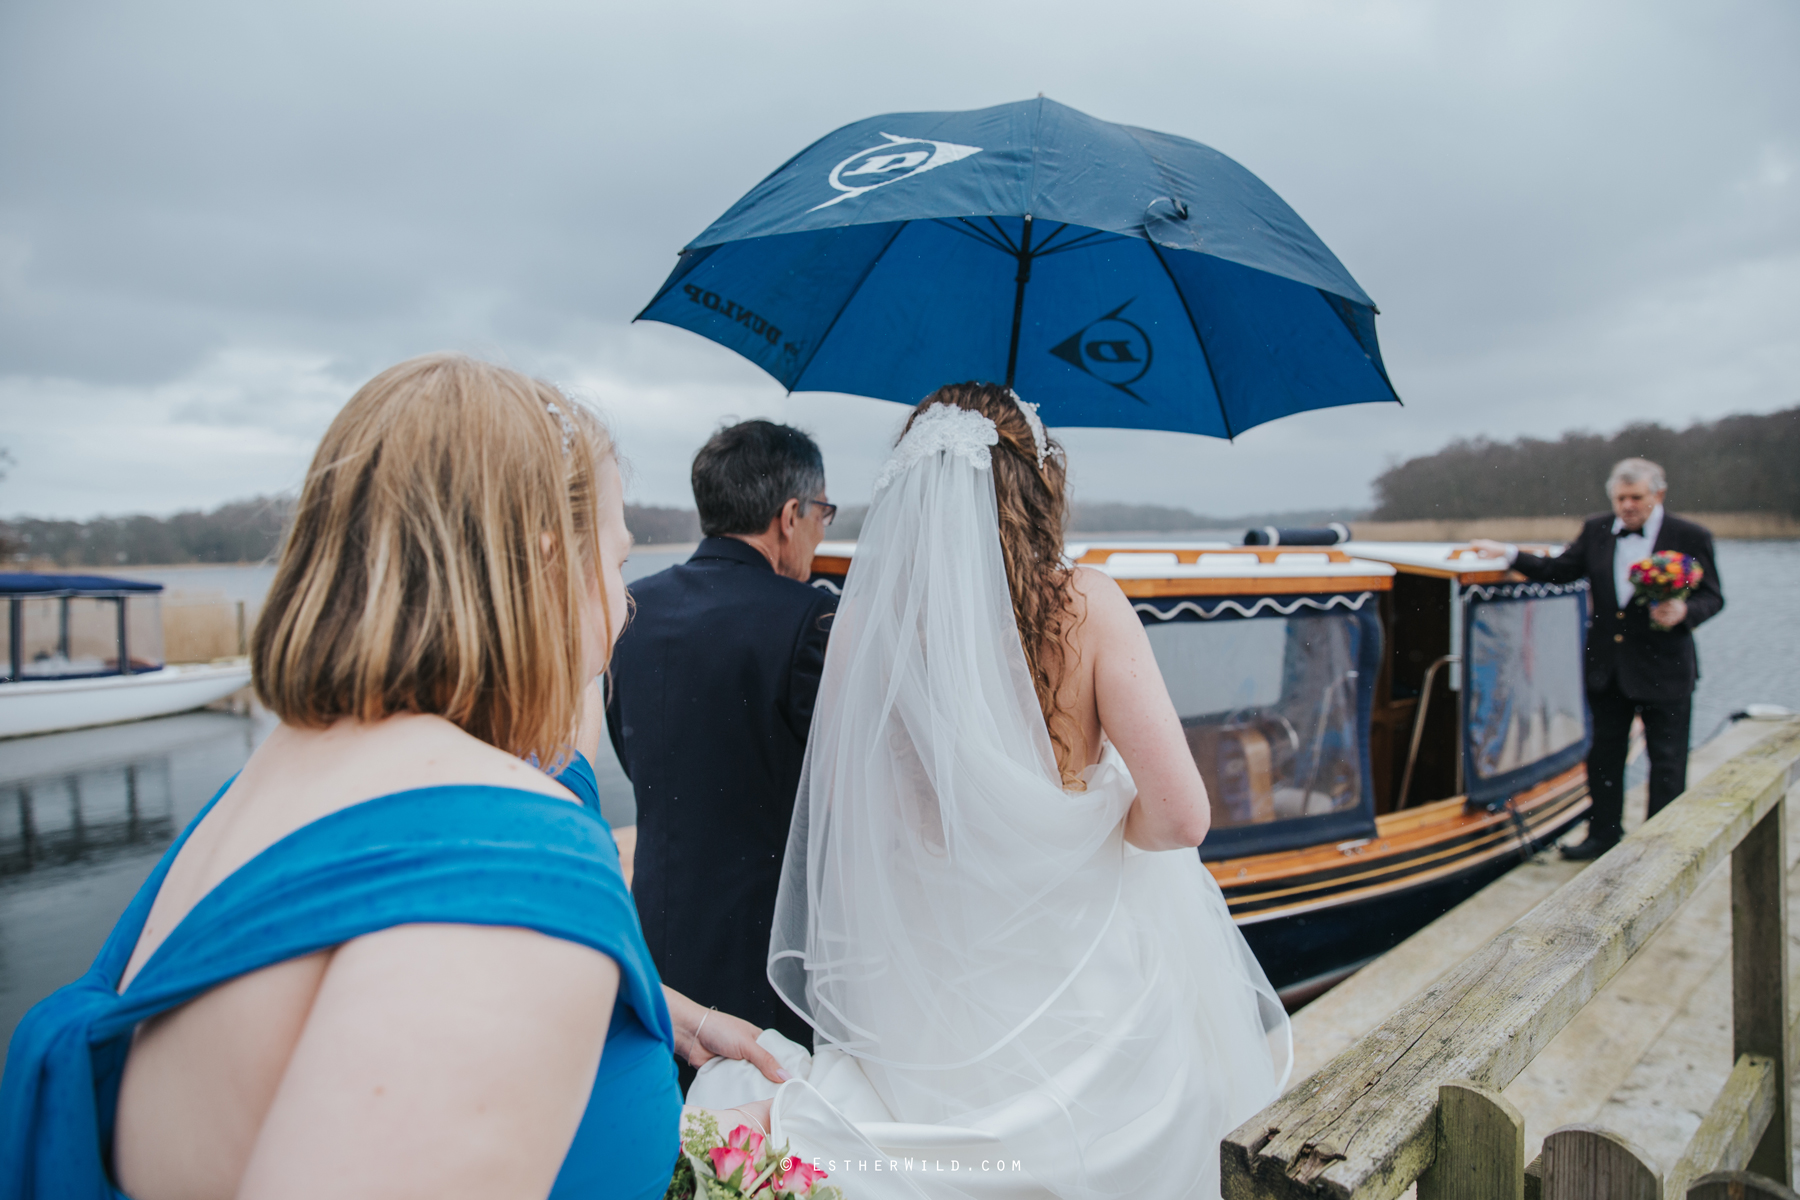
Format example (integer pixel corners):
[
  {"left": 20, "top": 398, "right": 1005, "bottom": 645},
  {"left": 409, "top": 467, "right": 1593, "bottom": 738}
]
[
  {"left": 1419, "top": 1081, "right": 1524, "bottom": 1200},
  {"left": 1686, "top": 1170, "right": 1800, "bottom": 1200},
  {"left": 1733, "top": 797, "right": 1790, "bottom": 1183},
  {"left": 236, "top": 599, "right": 247, "bottom": 656},
  {"left": 1540, "top": 1126, "right": 1660, "bottom": 1200},
  {"left": 1667, "top": 1054, "right": 1780, "bottom": 1198}
]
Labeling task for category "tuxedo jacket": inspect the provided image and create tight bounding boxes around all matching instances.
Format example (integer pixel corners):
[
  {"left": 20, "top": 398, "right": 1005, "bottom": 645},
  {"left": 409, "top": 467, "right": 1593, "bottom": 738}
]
[
  {"left": 605, "top": 537, "right": 835, "bottom": 1045},
  {"left": 1510, "top": 512, "right": 1724, "bottom": 702}
]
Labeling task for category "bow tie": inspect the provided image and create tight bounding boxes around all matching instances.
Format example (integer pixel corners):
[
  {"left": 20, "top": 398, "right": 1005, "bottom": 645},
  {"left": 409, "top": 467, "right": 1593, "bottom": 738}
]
[{"left": 1614, "top": 525, "right": 1646, "bottom": 539}]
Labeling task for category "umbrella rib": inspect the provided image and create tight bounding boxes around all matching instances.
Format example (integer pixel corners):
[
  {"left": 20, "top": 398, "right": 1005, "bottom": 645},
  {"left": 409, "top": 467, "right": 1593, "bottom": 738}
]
[
  {"left": 982, "top": 216, "right": 1022, "bottom": 254},
  {"left": 787, "top": 221, "right": 912, "bottom": 393},
  {"left": 1034, "top": 229, "right": 1127, "bottom": 257},
  {"left": 940, "top": 219, "right": 1017, "bottom": 256},
  {"left": 1026, "top": 221, "right": 1071, "bottom": 253},
  {"left": 1145, "top": 239, "right": 1235, "bottom": 441}
]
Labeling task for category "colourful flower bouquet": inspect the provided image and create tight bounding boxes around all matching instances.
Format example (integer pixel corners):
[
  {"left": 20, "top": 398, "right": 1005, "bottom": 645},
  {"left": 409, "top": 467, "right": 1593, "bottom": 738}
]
[
  {"left": 1628, "top": 551, "right": 1704, "bottom": 631},
  {"left": 665, "top": 1110, "right": 843, "bottom": 1200}
]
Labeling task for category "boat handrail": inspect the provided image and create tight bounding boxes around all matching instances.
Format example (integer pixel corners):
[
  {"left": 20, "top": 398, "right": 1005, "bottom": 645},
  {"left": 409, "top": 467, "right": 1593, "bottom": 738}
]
[
  {"left": 1222, "top": 717, "right": 1800, "bottom": 1199},
  {"left": 1395, "top": 654, "right": 1460, "bottom": 810}
]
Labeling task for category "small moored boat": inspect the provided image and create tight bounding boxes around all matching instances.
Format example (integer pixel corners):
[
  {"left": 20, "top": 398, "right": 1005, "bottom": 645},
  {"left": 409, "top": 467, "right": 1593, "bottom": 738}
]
[{"left": 1, "top": 574, "right": 251, "bottom": 739}]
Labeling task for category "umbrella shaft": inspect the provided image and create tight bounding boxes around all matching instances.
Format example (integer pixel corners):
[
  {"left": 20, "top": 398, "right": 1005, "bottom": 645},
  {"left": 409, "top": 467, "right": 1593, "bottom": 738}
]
[{"left": 1004, "top": 215, "right": 1035, "bottom": 388}]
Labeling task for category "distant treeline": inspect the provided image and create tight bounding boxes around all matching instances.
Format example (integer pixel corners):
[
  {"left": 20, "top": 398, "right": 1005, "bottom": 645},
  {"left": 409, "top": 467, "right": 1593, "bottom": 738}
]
[
  {"left": 3, "top": 496, "right": 1372, "bottom": 566},
  {"left": 4, "top": 498, "right": 295, "bottom": 567},
  {"left": 1372, "top": 406, "right": 1800, "bottom": 520},
  {"left": 4, "top": 499, "right": 712, "bottom": 566},
  {"left": 1066, "top": 503, "right": 1358, "bottom": 533}
]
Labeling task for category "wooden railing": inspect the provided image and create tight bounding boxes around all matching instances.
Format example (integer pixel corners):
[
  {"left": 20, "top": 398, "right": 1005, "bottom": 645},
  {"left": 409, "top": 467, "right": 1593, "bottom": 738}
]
[{"left": 1223, "top": 718, "right": 1800, "bottom": 1200}]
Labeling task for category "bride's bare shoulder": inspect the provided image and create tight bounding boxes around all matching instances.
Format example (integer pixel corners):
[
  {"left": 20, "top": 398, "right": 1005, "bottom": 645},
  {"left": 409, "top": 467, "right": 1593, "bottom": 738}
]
[{"left": 1067, "top": 566, "right": 1135, "bottom": 629}]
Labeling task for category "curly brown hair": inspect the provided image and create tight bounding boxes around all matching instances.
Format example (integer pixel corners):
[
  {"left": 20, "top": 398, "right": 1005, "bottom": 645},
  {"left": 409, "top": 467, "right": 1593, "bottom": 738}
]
[{"left": 901, "top": 382, "right": 1085, "bottom": 781}]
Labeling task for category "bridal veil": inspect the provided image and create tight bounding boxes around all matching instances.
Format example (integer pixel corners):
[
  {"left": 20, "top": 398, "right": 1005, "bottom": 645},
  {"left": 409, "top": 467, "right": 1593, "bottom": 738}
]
[{"left": 761, "top": 403, "right": 1291, "bottom": 1199}]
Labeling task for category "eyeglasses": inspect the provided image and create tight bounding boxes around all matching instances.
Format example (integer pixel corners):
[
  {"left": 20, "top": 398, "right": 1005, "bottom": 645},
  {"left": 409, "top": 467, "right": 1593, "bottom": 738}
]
[{"left": 803, "top": 498, "right": 837, "bottom": 527}]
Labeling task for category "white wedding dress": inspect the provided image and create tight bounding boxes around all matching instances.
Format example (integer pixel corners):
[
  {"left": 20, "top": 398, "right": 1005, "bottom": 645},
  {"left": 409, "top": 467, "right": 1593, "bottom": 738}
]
[{"left": 688, "top": 404, "right": 1291, "bottom": 1200}]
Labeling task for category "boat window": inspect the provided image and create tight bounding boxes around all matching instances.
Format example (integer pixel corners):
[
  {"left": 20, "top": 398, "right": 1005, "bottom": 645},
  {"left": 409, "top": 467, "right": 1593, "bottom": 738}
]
[
  {"left": 19, "top": 599, "right": 66, "bottom": 678},
  {"left": 1464, "top": 592, "right": 1588, "bottom": 797},
  {"left": 125, "top": 595, "right": 165, "bottom": 671},
  {"left": 1144, "top": 612, "right": 1366, "bottom": 831},
  {"left": 16, "top": 596, "right": 133, "bottom": 680}
]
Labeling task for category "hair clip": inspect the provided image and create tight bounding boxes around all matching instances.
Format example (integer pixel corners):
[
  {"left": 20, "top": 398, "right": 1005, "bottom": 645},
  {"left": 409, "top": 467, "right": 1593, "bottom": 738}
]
[
  {"left": 1007, "top": 388, "right": 1053, "bottom": 469},
  {"left": 544, "top": 399, "right": 576, "bottom": 455}
]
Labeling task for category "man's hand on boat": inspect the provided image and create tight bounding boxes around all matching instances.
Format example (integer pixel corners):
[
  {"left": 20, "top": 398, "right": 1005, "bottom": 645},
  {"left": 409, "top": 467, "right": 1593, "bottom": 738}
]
[
  {"left": 1470, "top": 539, "right": 1512, "bottom": 559},
  {"left": 664, "top": 984, "right": 792, "bottom": 1083}
]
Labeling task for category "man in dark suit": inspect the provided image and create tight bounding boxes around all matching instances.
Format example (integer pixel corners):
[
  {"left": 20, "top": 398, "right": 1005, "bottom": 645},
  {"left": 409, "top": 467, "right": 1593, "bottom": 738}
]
[
  {"left": 1475, "top": 457, "right": 1724, "bottom": 859},
  {"left": 607, "top": 420, "right": 837, "bottom": 1051}
]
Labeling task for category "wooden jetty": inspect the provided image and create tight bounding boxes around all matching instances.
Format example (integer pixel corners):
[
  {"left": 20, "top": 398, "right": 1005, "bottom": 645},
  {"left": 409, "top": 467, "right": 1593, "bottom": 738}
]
[{"left": 1221, "top": 715, "right": 1800, "bottom": 1200}]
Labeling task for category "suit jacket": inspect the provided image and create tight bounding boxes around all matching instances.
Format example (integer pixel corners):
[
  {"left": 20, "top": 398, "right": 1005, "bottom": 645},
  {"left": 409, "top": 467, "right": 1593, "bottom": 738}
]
[
  {"left": 605, "top": 537, "right": 836, "bottom": 1044},
  {"left": 1510, "top": 512, "right": 1724, "bottom": 702}
]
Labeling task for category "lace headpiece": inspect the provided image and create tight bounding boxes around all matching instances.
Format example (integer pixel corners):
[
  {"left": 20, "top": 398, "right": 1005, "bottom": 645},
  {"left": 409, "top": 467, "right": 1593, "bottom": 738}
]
[{"left": 872, "top": 403, "right": 999, "bottom": 491}]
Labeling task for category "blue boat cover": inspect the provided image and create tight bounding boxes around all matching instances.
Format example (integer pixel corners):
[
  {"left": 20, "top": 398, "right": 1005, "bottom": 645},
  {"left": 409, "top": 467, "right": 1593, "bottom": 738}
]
[{"left": 0, "top": 574, "right": 163, "bottom": 595}]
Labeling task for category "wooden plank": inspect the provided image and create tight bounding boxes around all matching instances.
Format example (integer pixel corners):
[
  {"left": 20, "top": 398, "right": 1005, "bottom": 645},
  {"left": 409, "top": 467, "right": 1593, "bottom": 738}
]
[
  {"left": 1417, "top": 1082, "right": 1523, "bottom": 1200},
  {"left": 1115, "top": 576, "right": 1392, "bottom": 597},
  {"left": 1523, "top": 1155, "right": 1541, "bottom": 1200},
  {"left": 1732, "top": 803, "right": 1791, "bottom": 1183},
  {"left": 1686, "top": 1171, "right": 1800, "bottom": 1200},
  {"left": 1540, "top": 1126, "right": 1660, "bottom": 1200},
  {"left": 1666, "top": 1054, "right": 1777, "bottom": 1200},
  {"left": 1220, "top": 720, "right": 1800, "bottom": 1200},
  {"left": 1076, "top": 546, "right": 1357, "bottom": 565}
]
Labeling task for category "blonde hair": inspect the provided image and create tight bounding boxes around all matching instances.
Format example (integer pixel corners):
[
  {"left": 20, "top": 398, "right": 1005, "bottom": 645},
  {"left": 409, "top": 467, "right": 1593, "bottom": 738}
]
[{"left": 252, "top": 353, "right": 616, "bottom": 765}]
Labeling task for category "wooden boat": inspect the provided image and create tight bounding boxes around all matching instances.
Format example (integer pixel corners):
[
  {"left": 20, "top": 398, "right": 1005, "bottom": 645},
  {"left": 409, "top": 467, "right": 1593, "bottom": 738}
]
[
  {"left": 807, "top": 536, "right": 1593, "bottom": 1006},
  {"left": 0, "top": 573, "right": 251, "bottom": 739}
]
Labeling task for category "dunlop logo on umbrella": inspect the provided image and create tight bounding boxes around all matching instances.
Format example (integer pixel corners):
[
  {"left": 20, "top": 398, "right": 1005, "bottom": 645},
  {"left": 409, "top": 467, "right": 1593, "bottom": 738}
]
[
  {"left": 679, "top": 284, "right": 782, "bottom": 345},
  {"left": 811, "top": 132, "right": 982, "bottom": 211},
  {"left": 1050, "top": 300, "right": 1154, "bottom": 401}
]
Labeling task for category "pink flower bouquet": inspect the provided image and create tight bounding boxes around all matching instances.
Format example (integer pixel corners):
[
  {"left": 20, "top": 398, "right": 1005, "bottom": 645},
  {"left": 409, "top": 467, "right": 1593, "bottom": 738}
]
[{"left": 666, "top": 1111, "right": 844, "bottom": 1200}]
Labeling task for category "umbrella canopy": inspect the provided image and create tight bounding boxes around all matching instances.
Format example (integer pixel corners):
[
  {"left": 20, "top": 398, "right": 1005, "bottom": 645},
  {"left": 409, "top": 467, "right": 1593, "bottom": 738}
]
[{"left": 637, "top": 97, "right": 1399, "bottom": 438}]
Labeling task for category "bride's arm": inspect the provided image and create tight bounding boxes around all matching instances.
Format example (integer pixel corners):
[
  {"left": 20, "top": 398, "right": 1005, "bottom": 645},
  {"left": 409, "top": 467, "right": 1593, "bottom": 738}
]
[{"left": 1074, "top": 569, "right": 1211, "bottom": 851}]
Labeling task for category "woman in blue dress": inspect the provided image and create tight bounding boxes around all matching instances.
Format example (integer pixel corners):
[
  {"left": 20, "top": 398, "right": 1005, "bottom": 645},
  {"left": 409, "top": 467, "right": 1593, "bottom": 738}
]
[{"left": 0, "top": 354, "right": 785, "bottom": 1200}]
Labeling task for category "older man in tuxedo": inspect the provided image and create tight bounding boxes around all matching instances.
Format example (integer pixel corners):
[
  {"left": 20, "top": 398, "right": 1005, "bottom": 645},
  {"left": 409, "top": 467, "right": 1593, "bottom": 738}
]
[
  {"left": 1475, "top": 457, "right": 1724, "bottom": 859},
  {"left": 606, "top": 420, "right": 836, "bottom": 1055}
]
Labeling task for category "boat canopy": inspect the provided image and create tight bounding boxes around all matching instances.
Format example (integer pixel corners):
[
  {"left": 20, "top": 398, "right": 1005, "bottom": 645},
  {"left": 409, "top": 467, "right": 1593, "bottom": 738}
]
[
  {"left": 1345, "top": 543, "right": 1593, "bottom": 809},
  {"left": 1081, "top": 544, "right": 1392, "bottom": 860},
  {"left": 808, "top": 542, "right": 1396, "bottom": 862},
  {"left": 0, "top": 574, "right": 164, "bottom": 595},
  {"left": 1460, "top": 577, "right": 1592, "bottom": 807},
  {"left": 2, "top": 573, "right": 165, "bottom": 683}
]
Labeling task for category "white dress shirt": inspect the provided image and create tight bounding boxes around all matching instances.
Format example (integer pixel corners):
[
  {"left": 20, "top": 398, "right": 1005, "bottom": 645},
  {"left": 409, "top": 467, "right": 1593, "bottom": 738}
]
[
  {"left": 1611, "top": 504, "right": 1663, "bottom": 605},
  {"left": 1497, "top": 503, "right": 1665, "bottom": 605}
]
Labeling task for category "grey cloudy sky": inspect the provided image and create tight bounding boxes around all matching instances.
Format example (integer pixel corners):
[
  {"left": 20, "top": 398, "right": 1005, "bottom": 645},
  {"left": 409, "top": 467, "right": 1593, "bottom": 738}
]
[{"left": 2, "top": 0, "right": 1795, "bottom": 519}]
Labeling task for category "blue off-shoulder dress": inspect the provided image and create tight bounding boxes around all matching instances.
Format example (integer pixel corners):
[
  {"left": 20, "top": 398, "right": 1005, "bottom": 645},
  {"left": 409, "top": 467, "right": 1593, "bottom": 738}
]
[{"left": 0, "top": 753, "right": 682, "bottom": 1200}]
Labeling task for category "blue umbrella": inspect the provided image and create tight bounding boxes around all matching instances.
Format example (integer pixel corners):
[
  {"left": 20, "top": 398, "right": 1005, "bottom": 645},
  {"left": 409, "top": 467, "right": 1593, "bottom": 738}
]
[{"left": 637, "top": 97, "right": 1398, "bottom": 438}]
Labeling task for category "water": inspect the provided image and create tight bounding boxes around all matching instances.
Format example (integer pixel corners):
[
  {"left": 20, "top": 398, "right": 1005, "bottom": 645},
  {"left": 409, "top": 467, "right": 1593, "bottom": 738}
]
[
  {"left": 2, "top": 542, "right": 1795, "bottom": 1067},
  {"left": 1689, "top": 541, "right": 1800, "bottom": 742}
]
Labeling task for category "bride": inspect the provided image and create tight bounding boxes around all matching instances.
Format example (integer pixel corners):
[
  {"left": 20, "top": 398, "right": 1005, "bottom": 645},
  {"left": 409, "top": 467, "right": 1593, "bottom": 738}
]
[{"left": 691, "top": 383, "right": 1290, "bottom": 1199}]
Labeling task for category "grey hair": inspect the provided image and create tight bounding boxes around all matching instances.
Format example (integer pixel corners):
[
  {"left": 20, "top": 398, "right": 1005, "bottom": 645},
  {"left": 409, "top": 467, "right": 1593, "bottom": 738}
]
[
  {"left": 691, "top": 419, "right": 826, "bottom": 537},
  {"left": 1607, "top": 457, "right": 1667, "bottom": 496}
]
